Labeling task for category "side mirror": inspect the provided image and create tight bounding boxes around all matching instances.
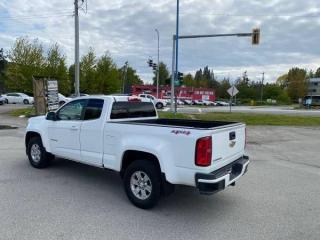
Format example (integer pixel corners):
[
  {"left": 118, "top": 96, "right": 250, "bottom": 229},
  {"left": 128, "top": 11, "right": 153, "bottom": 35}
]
[{"left": 46, "top": 111, "right": 57, "bottom": 121}]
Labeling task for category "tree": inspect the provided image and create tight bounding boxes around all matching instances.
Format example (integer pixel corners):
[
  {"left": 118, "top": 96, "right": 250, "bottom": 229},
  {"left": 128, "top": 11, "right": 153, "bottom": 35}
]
[
  {"left": 45, "top": 43, "right": 70, "bottom": 95},
  {"left": 80, "top": 48, "right": 96, "bottom": 94},
  {"left": 287, "top": 67, "right": 307, "bottom": 101},
  {"left": 5, "top": 37, "right": 45, "bottom": 93},
  {"left": 217, "top": 78, "right": 231, "bottom": 99},
  {"left": 152, "top": 62, "right": 170, "bottom": 86},
  {"left": 314, "top": 67, "right": 320, "bottom": 78},
  {"left": 123, "top": 65, "right": 143, "bottom": 94},
  {"left": 0, "top": 48, "right": 7, "bottom": 93},
  {"left": 276, "top": 73, "right": 288, "bottom": 89},
  {"left": 94, "top": 53, "right": 120, "bottom": 94},
  {"left": 183, "top": 73, "right": 194, "bottom": 87}
]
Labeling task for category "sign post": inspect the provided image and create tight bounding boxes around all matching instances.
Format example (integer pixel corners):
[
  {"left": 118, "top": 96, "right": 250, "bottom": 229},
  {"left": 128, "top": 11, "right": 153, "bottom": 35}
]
[{"left": 227, "top": 85, "right": 239, "bottom": 113}]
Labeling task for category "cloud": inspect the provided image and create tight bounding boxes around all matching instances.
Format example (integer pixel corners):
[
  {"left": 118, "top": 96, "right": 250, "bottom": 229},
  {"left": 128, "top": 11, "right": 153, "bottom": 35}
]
[{"left": 0, "top": 0, "right": 320, "bottom": 83}]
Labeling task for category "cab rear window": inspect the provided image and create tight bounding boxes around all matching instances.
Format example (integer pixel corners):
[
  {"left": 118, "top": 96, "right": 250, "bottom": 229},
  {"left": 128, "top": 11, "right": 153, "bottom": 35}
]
[{"left": 110, "top": 102, "right": 156, "bottom": 119}]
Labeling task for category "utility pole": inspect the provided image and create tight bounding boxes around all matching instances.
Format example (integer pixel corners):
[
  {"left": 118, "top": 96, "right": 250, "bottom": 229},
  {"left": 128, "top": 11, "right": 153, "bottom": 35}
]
[
  {"left": 74, "top": 0, "right": 80, "bottom": 97},
  {"left": 122, "top": 61, "right": 128, "bottom": 94},
  {"left": 260, "top": 72, "right": 265, "bottom": 103},
  {"left": 155, "top": 29, "right": 160, "bottom": 99}
]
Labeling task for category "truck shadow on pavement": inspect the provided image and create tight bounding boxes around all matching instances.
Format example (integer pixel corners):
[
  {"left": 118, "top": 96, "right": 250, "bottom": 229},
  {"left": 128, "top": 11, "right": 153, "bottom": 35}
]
[{"left": 42, "top": 158, "right": 237, "bottom": 215}]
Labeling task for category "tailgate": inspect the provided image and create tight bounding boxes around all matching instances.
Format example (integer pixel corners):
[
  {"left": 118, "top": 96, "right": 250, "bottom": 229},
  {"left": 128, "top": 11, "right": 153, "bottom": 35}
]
[{"left": 211, "top": 124, "right": 245, "bottom": 164}]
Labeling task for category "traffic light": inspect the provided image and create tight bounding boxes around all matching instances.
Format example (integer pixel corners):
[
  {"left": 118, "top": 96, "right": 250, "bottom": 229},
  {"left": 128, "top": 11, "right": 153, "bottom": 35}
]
[
  {"left": 153, "top": 63, "right": 157, "bottom": 71},
  {"left": 147, "top": 59, "right": 153, "bottom": 67},
  {"left": 174, "top": 72, "right": 184, "bottom": 86},
  {"left": 252, "top": 28, "right": 260, "bottom": 45}
]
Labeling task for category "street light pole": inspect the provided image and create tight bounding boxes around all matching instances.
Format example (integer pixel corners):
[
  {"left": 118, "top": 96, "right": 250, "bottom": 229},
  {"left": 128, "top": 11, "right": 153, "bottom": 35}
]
[
  {"left": 155, "top": 29, "right": 160, "bottom": 99},
  {"left": 74, "top": 0, "right": 80, "bottom": 97}
]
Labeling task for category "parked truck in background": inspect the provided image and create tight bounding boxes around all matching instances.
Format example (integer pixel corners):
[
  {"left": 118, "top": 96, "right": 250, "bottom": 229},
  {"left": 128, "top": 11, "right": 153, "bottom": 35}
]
[{"left": 25, "top": 95, "right": 249, "bottom": 209}]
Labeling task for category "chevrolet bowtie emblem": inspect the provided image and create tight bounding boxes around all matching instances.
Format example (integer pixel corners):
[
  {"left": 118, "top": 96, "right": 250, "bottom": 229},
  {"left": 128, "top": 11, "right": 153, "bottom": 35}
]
[{"left": 229, "top": 141, "right": 236, "bottom": 148}]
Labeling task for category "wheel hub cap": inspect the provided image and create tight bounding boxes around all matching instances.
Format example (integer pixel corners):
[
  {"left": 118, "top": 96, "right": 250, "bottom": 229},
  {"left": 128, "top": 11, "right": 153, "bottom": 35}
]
[
  {"left": 30, "top": 144, "right": 41, "bottom": 163},
  {"left": 130, "top": 171, "right": 152, "bottom": 200}
]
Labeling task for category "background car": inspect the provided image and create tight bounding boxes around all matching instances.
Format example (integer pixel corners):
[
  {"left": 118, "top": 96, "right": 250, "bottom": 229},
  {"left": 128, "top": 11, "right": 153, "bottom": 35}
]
[
  {"left": 203, "top": 100, "right": 216, "bottom": 106},
  {"left": 0, "top": 94, "right": 5, "bottom": 105},
  {"left": 138, "top": 94, "right": 167, "bottom": 109},
  {"left": 58, "top": 93, "right": 72, "bottom": 105},
  {"left": 193, "top": 100, "right": 204, "bottom": 105},
  {"left": 183, "top": 99, "right": 193, "bottom": 105},
  {"left": 2, "top": 93, "right": 34, "bottom": 104},
  {"left": 215, "top": 100, "right": 230, "bottom": 106}
]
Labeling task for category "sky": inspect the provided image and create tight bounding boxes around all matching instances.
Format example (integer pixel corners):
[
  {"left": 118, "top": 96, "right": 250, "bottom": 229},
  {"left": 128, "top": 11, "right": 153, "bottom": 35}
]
[{"left": 0, "top": 0, "right": 320, "bottom": 84}]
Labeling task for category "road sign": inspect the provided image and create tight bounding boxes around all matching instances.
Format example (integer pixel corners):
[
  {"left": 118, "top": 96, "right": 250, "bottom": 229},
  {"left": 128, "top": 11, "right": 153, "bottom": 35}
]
[
  {"left": 227, "top": 86, "right": 239, "bottom": 97},
  {"left": 47, "top": 80, "right": 59, "bottom": 111}
]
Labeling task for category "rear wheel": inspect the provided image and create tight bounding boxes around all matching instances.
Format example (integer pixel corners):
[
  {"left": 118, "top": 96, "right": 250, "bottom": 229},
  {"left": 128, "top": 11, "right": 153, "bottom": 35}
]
[
  {"left": 156, "top": 102, "right": 163, "bottom": 109},
  {"left": 124, "top": 160, "right": 161, "bottom": 209},
  {"left": 27, "top": 137, "right": 54, "bottom": 168}
]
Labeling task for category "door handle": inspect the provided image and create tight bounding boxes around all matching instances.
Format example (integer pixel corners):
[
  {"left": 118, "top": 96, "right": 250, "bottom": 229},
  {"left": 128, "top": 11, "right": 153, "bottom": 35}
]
[{"left": 70, "top": 126, "right": 78, "bottom": 131}]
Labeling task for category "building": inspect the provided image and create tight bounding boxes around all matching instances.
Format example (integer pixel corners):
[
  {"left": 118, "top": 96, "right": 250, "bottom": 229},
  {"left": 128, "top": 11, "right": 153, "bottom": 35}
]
[
  {"left": 305, "top": 78, "right": 320, "bottom": 106},
  {"left": 131, "top": 85, "right": 216, "bottom": 101},
  {"left": 307, "top": 78, "right": 320, "bottom": 95}
]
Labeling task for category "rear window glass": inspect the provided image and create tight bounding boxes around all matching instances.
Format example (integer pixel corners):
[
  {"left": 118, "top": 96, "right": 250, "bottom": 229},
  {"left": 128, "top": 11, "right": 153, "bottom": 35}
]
[
  {"left": 110, "top": 102, "right": 156, "bottom": 119},
  {"left": 84, "top": 99, "right": 104, "bottom": 120}
]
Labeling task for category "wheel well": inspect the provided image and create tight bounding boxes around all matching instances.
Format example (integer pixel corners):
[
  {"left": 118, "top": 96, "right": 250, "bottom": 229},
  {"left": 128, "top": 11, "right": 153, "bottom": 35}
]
[
  {"left": 25, "top": 132, "right": 41, "bottom": 148},
  {"left": 120, "top": 150, "right": 161, "bottom": 177}
]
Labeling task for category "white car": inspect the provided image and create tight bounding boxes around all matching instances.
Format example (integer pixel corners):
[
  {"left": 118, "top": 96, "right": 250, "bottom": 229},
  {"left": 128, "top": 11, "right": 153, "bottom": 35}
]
[
  {"left": 203, "top": 100, "right": 216, "bottom": 106},
  {"left": 25, "top": 95, "right": 249, "bottom": 209},
  {"left": 138, "top": 94, "right": 167, "bottom": 109},
  {"left": 58, "top": 93, "right": 72, "bottom": 105},
  {"left": 215, "top": 101, "right": 230, "bottom": 106},
  {"left": 0, "top": 94, "right": 5, "bottom": 105},
  {"left": 3, "top": 92, "right": 34, "bottom": 104},
  {"left": 194, "top": 100, "right": 205, "bottom": 105}
]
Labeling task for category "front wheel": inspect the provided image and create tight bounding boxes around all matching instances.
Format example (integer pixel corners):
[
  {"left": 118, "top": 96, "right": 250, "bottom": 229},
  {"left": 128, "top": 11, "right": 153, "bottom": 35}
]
[
  {"left": 27, "top": 137, "right": 54, "bottom": 168},
  {"left": 23, "top": 99, "right": 29, "bottom": 104},
  {"left": 124, "top": 160, "right": 161, "bottom": 209}
]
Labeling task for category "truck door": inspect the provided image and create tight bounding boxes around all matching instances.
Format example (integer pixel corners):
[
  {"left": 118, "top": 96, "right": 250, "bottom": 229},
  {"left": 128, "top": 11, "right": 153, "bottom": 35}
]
[
  {"left": 80, "top": 99, "right": 105, "bottom": 166},
  {"left": 48, "top": 99, "right": 87, "bottom": 161}
]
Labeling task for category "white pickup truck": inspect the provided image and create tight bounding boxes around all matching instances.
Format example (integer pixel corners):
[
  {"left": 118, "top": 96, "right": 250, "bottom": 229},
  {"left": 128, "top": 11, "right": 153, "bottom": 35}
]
[{"left": 25, "top": 96, "right": 249, "bottom": 209}]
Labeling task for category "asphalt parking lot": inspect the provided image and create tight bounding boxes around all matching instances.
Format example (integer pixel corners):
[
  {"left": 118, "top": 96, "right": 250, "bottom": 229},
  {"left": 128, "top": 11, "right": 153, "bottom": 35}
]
[{"left": 0, "top": 112, "right": 320, "bottom": 240}]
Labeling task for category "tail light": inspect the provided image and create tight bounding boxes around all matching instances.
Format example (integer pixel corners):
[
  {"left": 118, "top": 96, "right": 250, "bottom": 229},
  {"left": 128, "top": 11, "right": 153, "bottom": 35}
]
[{"left": 195, "top": 136, "right": 212, "bottom": 167}]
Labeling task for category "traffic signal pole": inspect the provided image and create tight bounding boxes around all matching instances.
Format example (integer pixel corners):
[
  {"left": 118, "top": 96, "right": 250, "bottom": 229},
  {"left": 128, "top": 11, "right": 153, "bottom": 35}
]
[
  {"left": 171, "top": 36, "right": 176, "bottom": 112},
  {"left": 170, "top": 29, "right": 260, "bottom": 113}
]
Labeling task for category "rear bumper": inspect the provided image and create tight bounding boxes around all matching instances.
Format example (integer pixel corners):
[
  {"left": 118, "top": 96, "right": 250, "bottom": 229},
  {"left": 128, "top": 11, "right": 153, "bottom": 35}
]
[{"left": 195, "top": 156, "right": 249, "bottom": 195}]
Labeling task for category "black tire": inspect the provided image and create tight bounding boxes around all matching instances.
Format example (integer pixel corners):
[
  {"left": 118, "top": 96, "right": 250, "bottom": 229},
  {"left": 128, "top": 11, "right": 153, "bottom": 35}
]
[
  {"left": 156, "top": 102, "right": 163, "bottom": 109},
  {"left": 27, "top": 137, "right": 54, "bottom": 169},
  {"left": 23, "top": 99, "right": 29, "bottom": 104},
  {"left": 124, "top": 160, "right": 161, "bottom": 209},
  {"left": 4, "top": 99, "right": 8, "bottom": 104}
]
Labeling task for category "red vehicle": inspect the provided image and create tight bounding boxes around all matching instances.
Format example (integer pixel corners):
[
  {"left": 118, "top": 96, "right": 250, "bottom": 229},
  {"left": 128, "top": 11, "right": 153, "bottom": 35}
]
[{"left": 131, "top": 85, "right": 216, "bottom": 101}]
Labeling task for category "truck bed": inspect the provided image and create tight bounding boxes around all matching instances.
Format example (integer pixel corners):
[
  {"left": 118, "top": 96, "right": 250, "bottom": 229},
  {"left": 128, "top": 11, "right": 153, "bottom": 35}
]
[{"left": 119, "top": 118, "right": 241, "bottom": 129}]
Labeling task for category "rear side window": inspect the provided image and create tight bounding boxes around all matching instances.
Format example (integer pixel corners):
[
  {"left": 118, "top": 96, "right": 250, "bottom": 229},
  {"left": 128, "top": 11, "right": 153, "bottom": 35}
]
[
  {"left": 110, "top": 102, "right": 156, "bottom": 119},
  {"left": 84, "top": 99, "right": 104, "bottom": 120}
]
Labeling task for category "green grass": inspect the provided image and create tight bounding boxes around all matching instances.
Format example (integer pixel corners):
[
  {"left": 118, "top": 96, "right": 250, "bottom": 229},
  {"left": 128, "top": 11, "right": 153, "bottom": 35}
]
[
  {"left": 9, "top": 108, "right": 320, "bottom": 126},
  {"left": 159, "top": 112, "right": 320, "bottom": 126},
  {"left": 10, "top": 107, "right": 36, "bottom": 117}
]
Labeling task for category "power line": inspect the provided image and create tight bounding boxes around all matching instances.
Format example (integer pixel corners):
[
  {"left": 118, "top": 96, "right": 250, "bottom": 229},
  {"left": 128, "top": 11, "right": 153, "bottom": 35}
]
[{"left": 0, "top": 12, "right": 73, "bottom": 21}]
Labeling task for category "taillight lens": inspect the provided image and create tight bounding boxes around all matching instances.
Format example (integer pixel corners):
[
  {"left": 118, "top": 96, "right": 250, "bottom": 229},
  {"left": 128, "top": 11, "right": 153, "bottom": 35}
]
[{"left": 195, "top": 136, "right": 212, "bottom": 167}]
